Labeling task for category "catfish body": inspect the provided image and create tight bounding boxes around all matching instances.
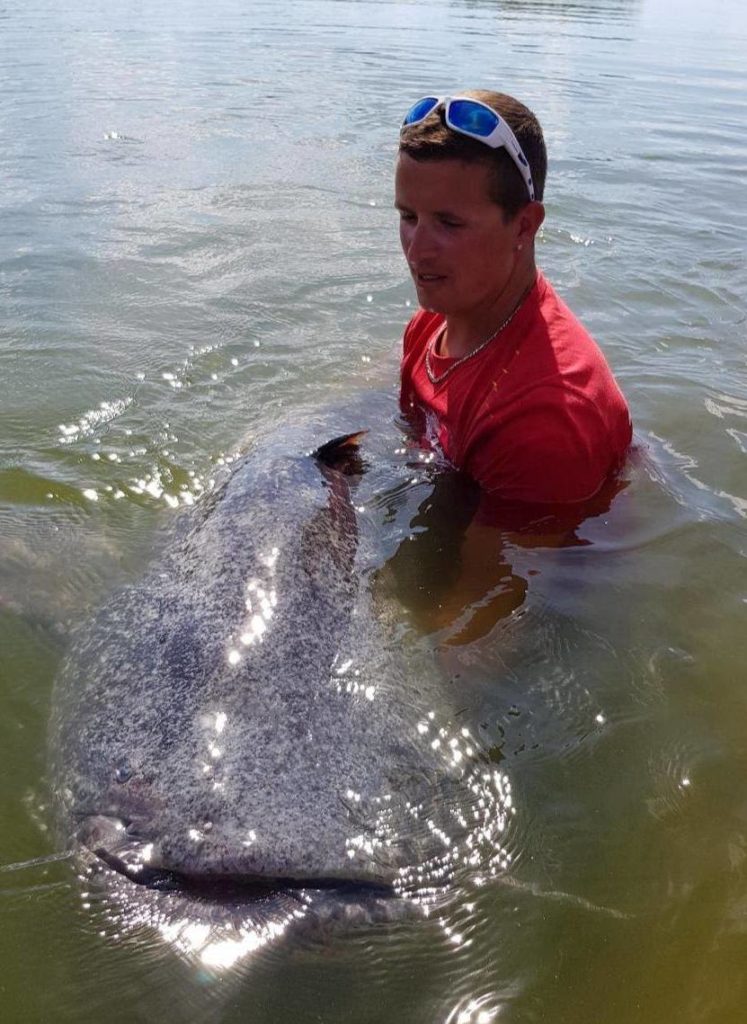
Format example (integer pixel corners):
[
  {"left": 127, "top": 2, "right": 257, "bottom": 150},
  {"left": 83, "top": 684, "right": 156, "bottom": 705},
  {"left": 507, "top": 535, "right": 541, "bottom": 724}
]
[{"left": 49, "top": 428, "right": 512, "bottom": 960}]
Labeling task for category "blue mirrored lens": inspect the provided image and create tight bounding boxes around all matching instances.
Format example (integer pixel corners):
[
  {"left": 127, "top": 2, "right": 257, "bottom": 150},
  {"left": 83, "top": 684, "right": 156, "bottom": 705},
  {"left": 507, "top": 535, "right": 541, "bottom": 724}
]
[
  {"left": 403, "top": 96, "right": 440, "bottom": 126},
  {"left": 448, "top": 99, "right": 499, "bottom": 138}
]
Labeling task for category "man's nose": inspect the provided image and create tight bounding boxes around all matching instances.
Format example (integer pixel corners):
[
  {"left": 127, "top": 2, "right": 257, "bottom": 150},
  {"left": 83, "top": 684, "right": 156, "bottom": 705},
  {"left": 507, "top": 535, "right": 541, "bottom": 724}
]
[{"left": 404, "top": 222, "right": 437, "bottom": 264}]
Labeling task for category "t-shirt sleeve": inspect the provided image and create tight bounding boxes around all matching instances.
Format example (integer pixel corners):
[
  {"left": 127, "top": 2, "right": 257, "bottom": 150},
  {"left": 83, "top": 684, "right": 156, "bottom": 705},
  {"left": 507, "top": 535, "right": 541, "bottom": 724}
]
[
  {"left": 402, "top": 315, "right": 417, "bottom": 355},
  {"left": 467, "top": 386, "right": 616, "bottom": 505}
]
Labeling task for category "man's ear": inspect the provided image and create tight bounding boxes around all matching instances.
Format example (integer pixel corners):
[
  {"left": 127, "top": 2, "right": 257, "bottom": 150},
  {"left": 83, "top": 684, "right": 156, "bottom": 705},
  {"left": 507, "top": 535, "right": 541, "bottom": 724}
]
[{"left": 516, "top": 201, "right": 545, "bottom": 246}]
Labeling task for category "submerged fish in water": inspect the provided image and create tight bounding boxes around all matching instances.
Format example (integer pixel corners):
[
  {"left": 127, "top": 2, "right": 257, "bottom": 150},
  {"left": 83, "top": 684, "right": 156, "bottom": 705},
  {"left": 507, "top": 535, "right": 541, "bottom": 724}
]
[{"left": 48, "top": 427, "right": 513, "bottom": 967}]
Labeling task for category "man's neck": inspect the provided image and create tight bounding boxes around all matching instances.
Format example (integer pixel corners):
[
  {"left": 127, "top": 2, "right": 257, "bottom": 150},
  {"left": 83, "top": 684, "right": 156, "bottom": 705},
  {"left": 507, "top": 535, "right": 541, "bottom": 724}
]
[{"left": 440, "top": 264, "right": 537, "bottom": 360}]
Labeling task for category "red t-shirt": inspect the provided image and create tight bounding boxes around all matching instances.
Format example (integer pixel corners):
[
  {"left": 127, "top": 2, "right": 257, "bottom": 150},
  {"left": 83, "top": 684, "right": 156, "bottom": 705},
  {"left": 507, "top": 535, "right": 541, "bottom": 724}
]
[{"left": 400, "top": 273, "right": 632, "bottom": 506}]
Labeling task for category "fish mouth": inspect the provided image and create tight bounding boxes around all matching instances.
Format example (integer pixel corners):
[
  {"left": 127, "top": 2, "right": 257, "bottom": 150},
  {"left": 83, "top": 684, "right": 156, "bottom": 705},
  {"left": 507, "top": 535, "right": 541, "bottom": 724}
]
[
  {"left": 91, "top": 844, "right": 394, "bottom": 900},
  {"left": 74, "top": 817, "right": 412, "bottom": 968},
  {"left": 75, "top": 832, "right": 419, "bottom": 969},
  {"left": 78, "top": 815, "right": 395, "bottom": 902}
]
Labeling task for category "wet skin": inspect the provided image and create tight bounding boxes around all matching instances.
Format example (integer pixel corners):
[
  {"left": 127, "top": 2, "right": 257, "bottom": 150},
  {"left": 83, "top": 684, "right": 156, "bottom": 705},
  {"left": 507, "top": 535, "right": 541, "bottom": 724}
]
[{"left": 394, "top": 153, "right": 544, "bottom": 358}]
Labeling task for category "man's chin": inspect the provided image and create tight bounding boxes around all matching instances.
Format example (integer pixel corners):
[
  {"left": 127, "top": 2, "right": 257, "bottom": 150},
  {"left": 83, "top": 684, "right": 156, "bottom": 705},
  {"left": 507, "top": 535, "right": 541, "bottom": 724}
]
[
  {"left": 413, "top": 279, "right": 449, "bottom": 313},
  {"left": 415, "top": 290, "right": 448, "bottom": 315}
]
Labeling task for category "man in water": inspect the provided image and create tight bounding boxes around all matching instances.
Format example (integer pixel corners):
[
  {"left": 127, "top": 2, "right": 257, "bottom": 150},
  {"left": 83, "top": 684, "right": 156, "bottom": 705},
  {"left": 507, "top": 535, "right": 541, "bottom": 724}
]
[{"left": 393, "top": 91, "right": 631, "bottom": 640}]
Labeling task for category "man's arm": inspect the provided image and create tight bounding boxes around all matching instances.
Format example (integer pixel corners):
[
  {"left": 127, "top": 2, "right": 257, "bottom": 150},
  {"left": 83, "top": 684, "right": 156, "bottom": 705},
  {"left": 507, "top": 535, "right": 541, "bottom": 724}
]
[{"left": 430, "top": 515, "right": 567, "bottom": 645}]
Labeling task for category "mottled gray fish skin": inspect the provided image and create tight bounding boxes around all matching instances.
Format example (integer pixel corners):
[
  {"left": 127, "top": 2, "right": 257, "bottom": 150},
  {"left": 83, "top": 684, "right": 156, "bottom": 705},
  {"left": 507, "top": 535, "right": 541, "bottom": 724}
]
[{"left": 48, "top": 429, "right": 485, "bottom": 933}]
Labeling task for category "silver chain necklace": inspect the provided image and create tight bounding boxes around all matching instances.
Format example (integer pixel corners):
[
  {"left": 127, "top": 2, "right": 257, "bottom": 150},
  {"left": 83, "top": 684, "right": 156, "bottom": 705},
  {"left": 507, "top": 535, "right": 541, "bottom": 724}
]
[{"left": 424, "top": 285, "right": 533, "bottom": 387}]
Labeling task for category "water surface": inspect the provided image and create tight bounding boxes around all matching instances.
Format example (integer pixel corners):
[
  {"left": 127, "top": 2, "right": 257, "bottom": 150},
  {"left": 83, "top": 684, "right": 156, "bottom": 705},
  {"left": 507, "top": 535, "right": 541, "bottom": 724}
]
[{"left": 1, "top": 0, "right": 746, "bottom": 1020}]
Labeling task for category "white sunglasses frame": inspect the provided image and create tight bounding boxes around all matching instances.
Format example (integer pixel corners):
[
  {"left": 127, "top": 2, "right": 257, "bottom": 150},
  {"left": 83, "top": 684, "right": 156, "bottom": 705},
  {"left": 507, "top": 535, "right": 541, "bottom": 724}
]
[{"left": 402, "top": 95, "right": 536, "bottom": 202}]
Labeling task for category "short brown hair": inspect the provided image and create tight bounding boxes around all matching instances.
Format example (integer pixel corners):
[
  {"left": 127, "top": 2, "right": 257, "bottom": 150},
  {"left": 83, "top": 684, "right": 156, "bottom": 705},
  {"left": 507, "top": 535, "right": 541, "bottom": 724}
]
[{"left": 399, "top": 90, "right": 547, "bottom": 219}]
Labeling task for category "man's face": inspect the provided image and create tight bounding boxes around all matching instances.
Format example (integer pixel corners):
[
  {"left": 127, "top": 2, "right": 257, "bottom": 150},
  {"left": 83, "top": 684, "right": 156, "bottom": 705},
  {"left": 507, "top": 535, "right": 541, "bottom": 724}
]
[{"left": 395, "top": 153, "right": 522, "bottom": 319}]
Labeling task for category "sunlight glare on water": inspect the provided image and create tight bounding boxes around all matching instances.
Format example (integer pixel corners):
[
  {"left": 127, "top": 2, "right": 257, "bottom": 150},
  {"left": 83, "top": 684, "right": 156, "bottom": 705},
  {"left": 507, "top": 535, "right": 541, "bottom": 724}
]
[{"left": 1, "top": 0, "right": 746, "bottom": 1020}]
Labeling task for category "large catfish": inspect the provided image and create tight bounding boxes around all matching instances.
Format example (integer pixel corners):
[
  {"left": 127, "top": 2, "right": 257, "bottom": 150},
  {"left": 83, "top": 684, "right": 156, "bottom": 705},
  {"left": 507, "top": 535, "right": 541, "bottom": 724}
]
[{"left": 48, "top": 427, "right": 513, "bottom": 966}]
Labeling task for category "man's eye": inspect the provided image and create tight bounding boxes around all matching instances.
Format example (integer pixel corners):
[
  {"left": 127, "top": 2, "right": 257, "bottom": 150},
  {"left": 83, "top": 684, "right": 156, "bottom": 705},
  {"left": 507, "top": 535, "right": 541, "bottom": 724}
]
[
  {"left": 399, "top": 211, "right": 416, "bottom": 223},
  {"left": 440, "top": 217, "right": 463, "bottom": 228}
]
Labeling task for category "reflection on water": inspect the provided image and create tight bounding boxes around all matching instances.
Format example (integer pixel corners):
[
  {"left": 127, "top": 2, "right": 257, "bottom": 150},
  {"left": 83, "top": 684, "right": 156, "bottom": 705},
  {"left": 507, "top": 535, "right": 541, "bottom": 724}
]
[
  {"left": 444, "top": 991, "right": 503, "bottom": 1024},
  {"left": 458, "top": 0, "right": 641, "bottom": 21},
  {"left": 1, "top": 0, "right": 747, "bottom": 1019},
  {"left": 80, "top": 854, "right": 311, "bottom": 972}
]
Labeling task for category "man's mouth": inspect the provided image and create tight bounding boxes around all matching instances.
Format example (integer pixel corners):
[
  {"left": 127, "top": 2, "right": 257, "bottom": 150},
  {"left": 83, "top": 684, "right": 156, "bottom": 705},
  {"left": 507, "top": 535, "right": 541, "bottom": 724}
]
[{"left": 413, "top": 271, "right": 445, "bottom": 284}]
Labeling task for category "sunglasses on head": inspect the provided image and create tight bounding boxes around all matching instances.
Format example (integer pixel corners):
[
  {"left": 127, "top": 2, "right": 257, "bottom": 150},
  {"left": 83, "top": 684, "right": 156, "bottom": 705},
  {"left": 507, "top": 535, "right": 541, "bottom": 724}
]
[{"left": 401, "top": 96, "right": 535, "bottom": 202}]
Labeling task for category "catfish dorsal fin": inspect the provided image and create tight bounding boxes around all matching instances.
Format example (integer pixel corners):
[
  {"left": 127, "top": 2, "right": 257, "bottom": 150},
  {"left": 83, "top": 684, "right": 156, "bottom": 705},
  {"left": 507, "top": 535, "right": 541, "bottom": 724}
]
[{"left": 314, "top": 431, "right": 368, "bottom": 475}]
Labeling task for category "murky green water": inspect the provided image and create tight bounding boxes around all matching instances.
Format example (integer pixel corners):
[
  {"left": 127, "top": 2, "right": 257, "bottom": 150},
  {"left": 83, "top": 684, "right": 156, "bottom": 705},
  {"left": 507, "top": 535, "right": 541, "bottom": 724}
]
[{"left": 1, "top": 0, "right": 746, "bottom": 1020}]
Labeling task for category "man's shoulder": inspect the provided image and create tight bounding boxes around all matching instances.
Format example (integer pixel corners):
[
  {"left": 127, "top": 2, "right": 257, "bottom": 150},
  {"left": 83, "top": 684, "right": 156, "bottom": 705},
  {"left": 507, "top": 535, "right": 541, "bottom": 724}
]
[
  {"left": 531, "top": 275, "right": 598, "bottom": 357},
  {"left": 516, "top": 275, "right": 624, "bottom": 405}
]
